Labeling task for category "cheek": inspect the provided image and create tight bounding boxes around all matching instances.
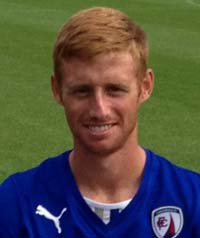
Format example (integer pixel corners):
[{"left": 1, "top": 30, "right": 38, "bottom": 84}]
[
  {"left": 120, "top": 100, "right": 140, "bottom": 123},
  {"left": 119, "top": 96, "right": 139, "bottom": 112},
  {"left": 63, "top": 102, "right": 85, "bottom": 125},
  {"left": 65, "top": 108, "right": 78, "bottom": 121},
  {"left": 64, "top": 110, "right": 81, "bottom": 137}
]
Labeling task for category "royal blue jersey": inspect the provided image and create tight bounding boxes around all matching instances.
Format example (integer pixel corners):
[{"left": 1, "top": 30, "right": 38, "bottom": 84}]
[{"left": 0, "top": 149, "right": 200, "bottom": 238}]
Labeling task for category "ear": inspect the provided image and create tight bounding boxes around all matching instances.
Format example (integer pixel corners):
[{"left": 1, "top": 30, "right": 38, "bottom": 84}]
[
  {"left": 139, "top": 68, "right": 154, "bottom": 104},
  {"left": 51, "top": 74, "right": 63, "bottom": 105}
]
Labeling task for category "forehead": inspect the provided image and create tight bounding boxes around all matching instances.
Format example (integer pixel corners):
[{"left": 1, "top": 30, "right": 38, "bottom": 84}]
[{"left": 61, "top": 51, "right": 137, "bottom": 85}]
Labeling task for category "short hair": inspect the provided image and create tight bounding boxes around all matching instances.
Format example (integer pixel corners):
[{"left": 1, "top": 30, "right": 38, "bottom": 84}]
[{"left": 53, "top": 7, "right": 149, "bottom": 83}]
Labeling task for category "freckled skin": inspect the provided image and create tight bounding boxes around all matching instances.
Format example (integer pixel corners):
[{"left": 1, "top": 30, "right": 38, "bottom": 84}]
[{"left": 52, "top": 51, "right": 154, "bottom": 157}]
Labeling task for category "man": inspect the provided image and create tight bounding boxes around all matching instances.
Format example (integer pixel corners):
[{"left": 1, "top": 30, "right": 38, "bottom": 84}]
[{"left": 0, "top": 7, "right": 200, "bottom": 238}]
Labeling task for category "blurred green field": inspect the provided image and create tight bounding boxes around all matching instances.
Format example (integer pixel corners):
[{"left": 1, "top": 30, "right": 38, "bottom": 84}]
[{"left": 0, "top": 0, "right": 199, "bottom": 182}]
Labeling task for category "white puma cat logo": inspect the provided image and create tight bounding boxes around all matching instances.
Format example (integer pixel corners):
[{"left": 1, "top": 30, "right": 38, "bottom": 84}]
[{"left": 36, "top": 205, "right": 67, "bottom": 234}]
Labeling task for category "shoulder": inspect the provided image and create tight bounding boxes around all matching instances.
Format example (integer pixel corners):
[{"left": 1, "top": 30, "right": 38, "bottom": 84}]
[
  {"left": 0, "top": 150, "right": 71, "bottom": 235},
  {"left": 148, "top": 149, "right": 200, "bottom": 189},
  {"left": 149, "top": 151, "right": 200, "bottom": 200},
  {"left": 148, "top": 150, "right": 200, "bottom": 233},
  {"left": 1, "top": 150, "right": 70, "bottom": 190}
]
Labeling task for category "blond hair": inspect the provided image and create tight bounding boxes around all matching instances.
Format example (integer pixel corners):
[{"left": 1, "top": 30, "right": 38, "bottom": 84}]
[{"left": 53, "top": 7, "right": 148, "bottom": 83}]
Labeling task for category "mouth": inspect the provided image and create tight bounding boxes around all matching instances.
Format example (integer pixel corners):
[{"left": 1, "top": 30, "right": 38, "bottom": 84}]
[{"left": 85, "top": 123, "right": 115, "bottom": 134}]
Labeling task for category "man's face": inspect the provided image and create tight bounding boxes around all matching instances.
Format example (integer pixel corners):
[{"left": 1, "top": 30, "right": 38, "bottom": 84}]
[{"left": 52, "top": 51, "right": 153, "bottom": 156}]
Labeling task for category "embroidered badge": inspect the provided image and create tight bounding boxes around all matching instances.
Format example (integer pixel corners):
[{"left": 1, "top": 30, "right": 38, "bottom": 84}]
[
  {"left": 36, "top": 205, "right": 67, "bottom": 234},
  {"left": 151, "top": 206, "right": 183, "bottom": 238}
]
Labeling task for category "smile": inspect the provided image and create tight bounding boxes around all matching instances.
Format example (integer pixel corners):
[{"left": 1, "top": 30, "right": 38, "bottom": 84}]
[{"left": 87, "top": 124, "right": 113, "bottom": 133}]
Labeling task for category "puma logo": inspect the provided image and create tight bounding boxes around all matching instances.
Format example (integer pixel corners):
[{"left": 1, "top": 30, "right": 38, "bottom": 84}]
[{"left": 36, "top": 205, "right": 67, "bottom": 234}]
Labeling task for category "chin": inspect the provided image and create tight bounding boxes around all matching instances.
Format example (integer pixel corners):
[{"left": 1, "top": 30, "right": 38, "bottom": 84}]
[{"left": 83, "top": 142, "right": 123, "bottom": 157}]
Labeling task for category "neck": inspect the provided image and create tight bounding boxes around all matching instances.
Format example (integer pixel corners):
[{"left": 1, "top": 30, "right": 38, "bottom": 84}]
[{"left": 69, "top": 144, "right": 146, "bottom": 203}]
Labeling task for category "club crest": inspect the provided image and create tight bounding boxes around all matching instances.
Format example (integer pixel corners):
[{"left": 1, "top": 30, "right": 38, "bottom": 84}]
[{"left": 151, "top": 206, "right": 183, "bottom": 238}]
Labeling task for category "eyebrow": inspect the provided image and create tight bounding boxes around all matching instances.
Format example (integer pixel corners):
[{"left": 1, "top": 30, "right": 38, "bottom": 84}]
[
  {"left": 64, "top": 81, "right": 131, "bottom": 93},
  {"left": 64, "top": 84, "right": 92, "bottom": 93},
  {"left": 105, "top": 83, "right": 130, "bottom": 91}
]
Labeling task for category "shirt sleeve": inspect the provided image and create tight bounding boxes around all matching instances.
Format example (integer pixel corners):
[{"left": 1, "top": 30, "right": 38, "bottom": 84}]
[
  {"left": 191, "top": 176, "right": 200, "bottom": 236},
  {"left": 0, "top": 176, "right": 24, "bottom": 237},
  {"left": 192, "top": 204, "right": 200, "bottom": 236}
]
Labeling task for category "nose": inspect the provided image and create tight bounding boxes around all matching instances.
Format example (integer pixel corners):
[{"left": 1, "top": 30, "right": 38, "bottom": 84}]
[{"left": 88, "top": 89, "right": 110, "bottom": 119}]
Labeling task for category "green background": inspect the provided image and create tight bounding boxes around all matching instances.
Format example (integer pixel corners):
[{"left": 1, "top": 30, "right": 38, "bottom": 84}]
[{"left": 0, "top": 0, "right": 199, "bottom": 182}]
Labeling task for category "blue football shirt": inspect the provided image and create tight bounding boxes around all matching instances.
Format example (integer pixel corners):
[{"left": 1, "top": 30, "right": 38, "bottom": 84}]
[{"left": 0, "top": 149, "right": 200, "bottom": 237}]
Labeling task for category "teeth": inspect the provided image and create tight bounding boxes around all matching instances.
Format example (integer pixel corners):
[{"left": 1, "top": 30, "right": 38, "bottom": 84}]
[{"left": 88, "top": 124, "right": 112, "bottom": 133}]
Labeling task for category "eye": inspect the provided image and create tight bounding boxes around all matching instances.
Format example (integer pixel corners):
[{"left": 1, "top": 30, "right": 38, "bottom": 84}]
[
  {"left": 106, "top": 84, "right": 129, "bottom": 96},
  {"left": 72, "top": 85, "right": 92, "bottom": 97}
]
